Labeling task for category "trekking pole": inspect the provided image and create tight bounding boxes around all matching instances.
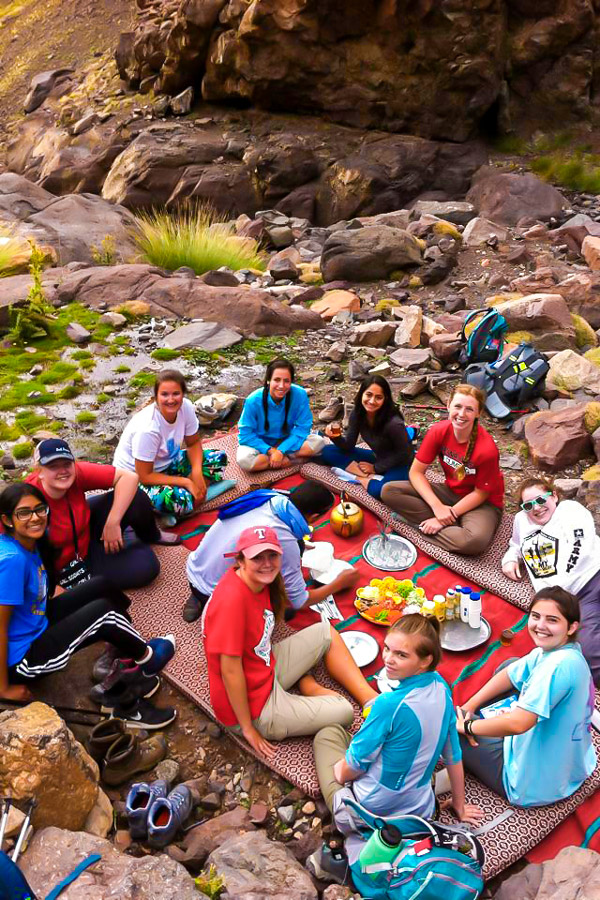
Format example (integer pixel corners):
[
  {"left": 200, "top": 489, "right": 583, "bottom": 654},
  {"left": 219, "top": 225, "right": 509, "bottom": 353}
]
[
  {"left": 402, "top": 404, "right": 531, "bottom": 414},
  {"left": 0, "top": 798, "right": 11, "bottom": 848},
  {"left": 12, "top": 798, "right": 36, "bottom": 862},
  {"left": 0, "top": 699, "right": 107, "bottom": 719}
]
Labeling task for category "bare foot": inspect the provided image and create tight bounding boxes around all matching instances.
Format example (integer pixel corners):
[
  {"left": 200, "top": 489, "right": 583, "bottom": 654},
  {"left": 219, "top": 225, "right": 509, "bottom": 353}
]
[
  {"left": 298, "top": 674, "right": 340, "bottom": 698},
  {"left": 356, "top": 475, "right": 371, "bottom": 490}
]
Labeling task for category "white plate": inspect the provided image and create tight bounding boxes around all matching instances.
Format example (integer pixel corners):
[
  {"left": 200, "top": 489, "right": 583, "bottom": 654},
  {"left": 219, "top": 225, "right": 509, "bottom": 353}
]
[
  {"left": 341, "top": 631, "right": 379, "bottom": 668},
  {"left": 310, "top": 559, "right": 354, "bottom": 585},
  {"left": 375, "top": 665, "right": 399, "bottom": 693}
]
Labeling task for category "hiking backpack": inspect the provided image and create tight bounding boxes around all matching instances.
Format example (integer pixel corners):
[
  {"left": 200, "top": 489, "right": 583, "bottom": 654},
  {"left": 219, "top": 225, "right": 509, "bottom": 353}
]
[
  {"left": 465, "top": 342, "right": 550, "bottom": 420},
  {"left": 459, "top": 308, "right": 508, "bottom": 366},
  {"left": 343, "top": 799, "right": 485, "bottom": 900}
]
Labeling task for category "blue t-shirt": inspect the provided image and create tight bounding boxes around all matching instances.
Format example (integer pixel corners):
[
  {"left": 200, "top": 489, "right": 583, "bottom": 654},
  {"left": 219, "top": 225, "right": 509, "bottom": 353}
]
[
  {"left": 346, "top": 671, "right": 461, "bottom": 818},
  {"left": 0, "top": 536, "right": 48, "bottom": 668},
  {"left": 504, "top": 643, "right": 596, "bottom": 806},
  {"left": 237, "top": 384, "right": 313, "bottom": 456}
]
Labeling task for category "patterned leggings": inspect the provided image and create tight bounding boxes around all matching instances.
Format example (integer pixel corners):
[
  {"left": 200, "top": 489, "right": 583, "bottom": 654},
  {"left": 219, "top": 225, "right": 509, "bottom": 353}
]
[{"left": 141, "top": 448, "right": 228, "bottom": 516}]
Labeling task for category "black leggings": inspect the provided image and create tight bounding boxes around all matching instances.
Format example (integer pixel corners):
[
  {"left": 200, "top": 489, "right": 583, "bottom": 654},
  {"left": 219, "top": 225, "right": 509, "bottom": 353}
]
[
  {"left": 10, "top": 576, "right": 148, "bottom": 683},
  {"left": 84, "top": 490, "right": 161, "bottom": 590}
]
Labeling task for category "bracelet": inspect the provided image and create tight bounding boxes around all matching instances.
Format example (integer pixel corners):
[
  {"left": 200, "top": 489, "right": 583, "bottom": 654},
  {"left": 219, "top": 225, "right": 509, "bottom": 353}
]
[
  {"left": 450, "top": 507, "right": 458, "bottom": 521},
  {"left": 464, "top": 718, "right": 475, "bottom": 737}
]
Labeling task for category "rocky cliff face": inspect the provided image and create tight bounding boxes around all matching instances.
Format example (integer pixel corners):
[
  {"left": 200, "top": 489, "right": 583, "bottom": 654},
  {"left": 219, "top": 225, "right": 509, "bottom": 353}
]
[{"left": 116, "top": 0, "right": 600, "bottom": 141}]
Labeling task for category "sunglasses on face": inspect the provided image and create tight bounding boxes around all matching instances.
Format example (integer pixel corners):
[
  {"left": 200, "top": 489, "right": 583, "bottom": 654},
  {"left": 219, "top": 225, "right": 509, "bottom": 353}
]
[
  {"left": 14, "top": 504, "right": 49, "bottom": 522},
  {"left": 520, "top": 491, "right": 552, "bottom": 513}
]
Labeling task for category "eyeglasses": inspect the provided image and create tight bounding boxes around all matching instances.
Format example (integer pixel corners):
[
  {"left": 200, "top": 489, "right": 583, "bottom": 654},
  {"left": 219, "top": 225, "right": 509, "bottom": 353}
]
[
  {"left": 520, "top": 491, "right": 552, "bottom": 513},
  {"left": 14, "top": 504, "right": 49, "bottom": 522}
]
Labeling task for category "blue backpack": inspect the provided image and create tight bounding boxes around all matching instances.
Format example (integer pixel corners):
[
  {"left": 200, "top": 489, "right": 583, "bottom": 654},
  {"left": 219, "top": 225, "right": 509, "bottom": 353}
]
[
  {"left": 459, "top": 307, "right": 507, "bottom": 365},
  {"left": 344, "top": 800, "right": 485, "bottom": 900}
]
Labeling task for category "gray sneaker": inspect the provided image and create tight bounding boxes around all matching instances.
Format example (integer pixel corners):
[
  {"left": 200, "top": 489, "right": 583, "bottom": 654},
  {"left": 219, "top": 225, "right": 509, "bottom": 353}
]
[{"left": 306, "top": 844, "right": 349, "bottom": 885}]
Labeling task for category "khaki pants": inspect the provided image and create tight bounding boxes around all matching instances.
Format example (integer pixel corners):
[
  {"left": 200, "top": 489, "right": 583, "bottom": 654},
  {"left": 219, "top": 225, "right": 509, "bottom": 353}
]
[
  {"left": 313, "top": 722, "right": 353, "bottom": 811},
  {"left": 253, "top": 620, "right": 353, "bottom": 740},
  {"left": 381, "top": 481, "right": 502, "bottom": 556},
  {"left": 236, "top": 433, "right": 326, "bottom": 471}
]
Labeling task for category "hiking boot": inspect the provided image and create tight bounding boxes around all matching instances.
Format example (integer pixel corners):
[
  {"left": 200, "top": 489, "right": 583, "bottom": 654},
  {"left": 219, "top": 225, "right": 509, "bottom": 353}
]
[
  {"left": 92, "top": 644, "right": 122, "bottom": 682},
  {"left": 89, "top": 669, "right": 160, "bottom": 705},
  {"left": 318, "top": 396, "right": 344, "bottom": 424},
  {"left": 306, "top": 844, "right": 349, "bottom": 885},
  {"left": 102, "top": 733, "right": 167, "bottom": 788},
  {"left": 141, "top": 634, "right": 176, "bottom": 677},
  {"left": 147, "top": 782, "right": 200, "bottom": 849},
  {"left": 106, "top": 697, "right": 177, "bottom": 730},
  {"left": 86, "top": 717, "right": 126, "bottom": 764},
  {"left": 182, "top": 592, "right": 203, "bottom": 623},
  {"left": 126, "top": 779, "right": 170, "bottom": 840}
]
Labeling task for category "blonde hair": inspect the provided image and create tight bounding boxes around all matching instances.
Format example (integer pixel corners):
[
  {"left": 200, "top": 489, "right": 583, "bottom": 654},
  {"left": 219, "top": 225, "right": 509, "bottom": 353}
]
[{"left": 388, "top": 613, "right": 441, "bottom": 671}]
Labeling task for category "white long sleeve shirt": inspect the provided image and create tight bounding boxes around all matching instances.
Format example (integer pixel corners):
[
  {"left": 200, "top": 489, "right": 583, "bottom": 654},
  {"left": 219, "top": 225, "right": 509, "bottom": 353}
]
[{"left": 502, "top": 500, "right": 600, "bottom": 594}]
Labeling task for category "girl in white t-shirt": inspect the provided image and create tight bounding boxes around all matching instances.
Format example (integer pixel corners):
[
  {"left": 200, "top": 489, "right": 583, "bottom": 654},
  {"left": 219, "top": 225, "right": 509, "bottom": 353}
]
[
  {"left": 114, "top": 370, "right": 233, "bottom": 521},
  {"left": 502, "top": 475, "right": 600, "bottom": 685}
]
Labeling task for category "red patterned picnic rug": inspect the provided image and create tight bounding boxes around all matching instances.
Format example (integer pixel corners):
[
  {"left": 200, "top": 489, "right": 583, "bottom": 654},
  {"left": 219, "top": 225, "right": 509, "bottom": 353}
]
[{"left": 130, "top": 469, "right": 600, "bottom": 879}]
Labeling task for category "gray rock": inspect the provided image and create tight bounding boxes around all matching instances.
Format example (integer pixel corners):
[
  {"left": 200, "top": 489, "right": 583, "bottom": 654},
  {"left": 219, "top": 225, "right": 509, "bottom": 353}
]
[
  {"left": 349, "top": 359, "right": 369, "bottom": 381},
  {"left": 66, "top": 322, "right": 91, "bottom": 343},
  {"left": 21, "top": 826, "right": 198, "bottom": 898},
  {"left": 321, "top": 226, "right": 422, "bottom": 282},
  {"left": 72, "top": 111, "right": 98, "bottom": 136},
  {"left": 154, "top": 758, "right": 180, "bottom": 785},
  {"left": 168, "top": 806, "right": 256, "bottom": 870},
  {"left": 171, "top": 86, "right": 194, "bottom": 116},
  {"left": 389, "top": 348, "right": 433, "bottom": 370},
  {"left": 277, "top": 805, "right": 297, "bottom": 826},
  {"left": 200, "top": 269, "right": 240, "bottom": 287},
  {"left": 269, "top": 257, "right": 299, "bottom": 280},
  {"left": 553, "top": 478, "right": 583, "bottom": 499},
  {"left": 349, "top": 320, "right": 396, "bottom": 348},
  {"left": 200, "top": 792, "right": 222, "bottom": 812},
  {"left": 207, "top": 830, "right": 318, "bottom": 900},
  {"left": 164, "top": 321, "right": 243, "bottom": 352},
  {"left": 411, "top": 200, "right": 476, "bottom": 226},
  {"left": 266, "top": 225, "right": 295, "bottom": 248},
  {"left": 24, "top": 69, "right": 74, "bottom": 113},
  {"left": 499, "top": 453, "right": 522, "bottom": 471},
  {"left": 467, "top": 169, "right": 568, "bottom": 226},
  {"left": 1, "top": 454, "right": 16, "bottom": 469},
  {"left": 99, "top": 312, "right": 127, "bottom": 328},
  {"left": 326, "top": 341, "right": 347, "bottom": 362},
  {"left": 462, "top": 217, "right": 508, "bottom": 247}
]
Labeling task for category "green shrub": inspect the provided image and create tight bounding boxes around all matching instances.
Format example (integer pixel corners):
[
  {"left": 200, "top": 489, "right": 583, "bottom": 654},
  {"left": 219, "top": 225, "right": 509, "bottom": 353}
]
[
  {"left": 151, "top": 348, "right": 180, "bottom": 361},
  {"left": 12, "top": 441, "right": 34, "bottom": 460},
  {"left": 7, "top": 244, "right": 54, "bottom": 344},
  {"left": 531, "top": 151, "right": 600, "bottom": 194},
  {"left": 91, "top": 235, "right": 116, "bottom": 265},
  {"left": 96, "top": 392, "right": 111, "bottom": 404},
  {"left": 133, "top": 204, "right": 265, "bottom": 275},
  {"left": 194, "top": 866, "right": 225, "bottom": 898},
  {"left": 114, "top": 364, "right": 131, "bottom": 373}
]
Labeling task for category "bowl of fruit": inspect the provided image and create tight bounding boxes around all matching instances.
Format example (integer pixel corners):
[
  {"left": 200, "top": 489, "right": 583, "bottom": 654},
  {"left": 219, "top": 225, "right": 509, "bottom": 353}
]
[{"left": 355, "top": 577, "right": 427, "bottom": 626}]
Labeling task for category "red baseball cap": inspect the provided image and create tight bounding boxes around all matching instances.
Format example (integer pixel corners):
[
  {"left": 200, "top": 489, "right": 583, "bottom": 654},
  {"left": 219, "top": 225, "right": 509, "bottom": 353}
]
[{"left": 224, "top": 526, "right": 283, "bottom": 559}]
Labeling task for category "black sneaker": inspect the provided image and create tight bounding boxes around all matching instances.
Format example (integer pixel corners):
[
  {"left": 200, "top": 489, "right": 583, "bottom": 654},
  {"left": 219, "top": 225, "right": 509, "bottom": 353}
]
[
  {"left": 92, "top": 645, "right": 122, "bottom": 682},
  {"left": 89, "top": 671, "right": 160, "bottom": 705},
  {"left": 107, "top": 697, "right": 177, "bottom": 730},
  {"left": 182, "top": 593, "right": 203, "bottom": 623}
]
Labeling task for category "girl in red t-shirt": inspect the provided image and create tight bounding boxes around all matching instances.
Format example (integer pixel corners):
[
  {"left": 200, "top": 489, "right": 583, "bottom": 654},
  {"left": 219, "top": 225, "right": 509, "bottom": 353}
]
[{"left": 382, "top": 384, "right": 504, "bottom": 555}]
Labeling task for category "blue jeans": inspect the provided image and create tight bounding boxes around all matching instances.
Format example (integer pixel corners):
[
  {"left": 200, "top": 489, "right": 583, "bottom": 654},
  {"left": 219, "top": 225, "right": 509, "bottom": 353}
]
[{"left": 318, "top": 445, "right": 410, "bottom": 500}]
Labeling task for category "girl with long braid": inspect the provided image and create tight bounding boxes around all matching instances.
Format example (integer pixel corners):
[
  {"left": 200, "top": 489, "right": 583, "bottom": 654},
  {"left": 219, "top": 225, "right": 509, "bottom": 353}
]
[
  {"left": 382, "top": 385, "right": 504, "bottom": 555},
  {"left": 236, "top": 358, "right": 326, "bottom": 472}
]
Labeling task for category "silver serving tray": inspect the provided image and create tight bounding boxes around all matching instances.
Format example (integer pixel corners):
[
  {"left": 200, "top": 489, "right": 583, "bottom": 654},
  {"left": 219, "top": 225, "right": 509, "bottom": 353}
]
[
  {"left": 440, "top": 616, "right": 491, "bottom": 652},
  {"left": 362, "top": 534, "right": 418, "bottom": 571}
]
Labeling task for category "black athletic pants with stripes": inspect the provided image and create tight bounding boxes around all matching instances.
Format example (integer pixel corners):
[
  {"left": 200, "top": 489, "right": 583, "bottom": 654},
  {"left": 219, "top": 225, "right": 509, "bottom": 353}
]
[{"left": 9, "top": 576, "right": 148, "bottom": 683}]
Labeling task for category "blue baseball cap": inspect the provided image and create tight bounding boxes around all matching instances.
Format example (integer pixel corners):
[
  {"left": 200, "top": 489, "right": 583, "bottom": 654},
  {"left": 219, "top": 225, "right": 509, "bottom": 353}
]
[{"left": 37, "top": 439, "right": 75, "bottom": 466}]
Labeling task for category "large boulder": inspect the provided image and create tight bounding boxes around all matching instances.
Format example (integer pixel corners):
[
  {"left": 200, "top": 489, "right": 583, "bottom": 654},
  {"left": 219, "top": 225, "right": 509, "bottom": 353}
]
[
  {"left": 493, "top": 846, "right": 600, "bottom": 900},
  {"left": 494, "top": 293, "right": 576, "bottom": 350},
  {"left": 21, "top": 827, "right": 198, "bottom": 898},
  {"left": 23, "top": 69, "right": 74, "bottom": 114},
  {"left": 524, "top": 405, "right": 593, "bottom": 471},
  {"left": 549, "top": 214, "right": 600, "bottom": 252},
  {"left": 546, "top": 349, "right": 600, "bottom": 395},
  {"left": 0, "top": 173, "right": 138, "bottom": 265},
  {"left": 54, "top": 264, "right": 324, "bottom": 336},
  {"left": 207, "top": 830, "right": 318, "bottom": 900},
  {"left": 321, "top": 226, "right": 422, "bottom": 282},
  {"left": 467, "top": 169, "right": 568, "bottom": 225},
  {"left": 0, "top": 703, "right": 99, "bottom": 831},
  {"left": 167, "top": 806, "right": 256, "bottom": 870}
]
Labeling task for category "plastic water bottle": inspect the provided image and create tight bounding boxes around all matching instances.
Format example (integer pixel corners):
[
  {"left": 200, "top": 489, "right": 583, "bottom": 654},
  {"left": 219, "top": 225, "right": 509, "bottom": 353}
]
[
  {"left": 460, "top": 587, "right": 471, "bottom": 624},
  {"left": 359, "top": 823, "right": 404, "bottom": 873},
  {"left": 469, "top": 592, "right": 482, "bottom": 630}
]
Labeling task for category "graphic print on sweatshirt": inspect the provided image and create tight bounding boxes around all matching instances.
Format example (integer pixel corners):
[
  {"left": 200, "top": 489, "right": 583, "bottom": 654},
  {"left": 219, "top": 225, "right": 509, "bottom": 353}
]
[
  {"left": 522, "top": 530, "right": 559, "bottom": 578},
  {"left": 441, "top": 447, "right": 475, "bottom": 477},
  {"left": 254, "top": 608, "right": 275, "bottom": 665}
]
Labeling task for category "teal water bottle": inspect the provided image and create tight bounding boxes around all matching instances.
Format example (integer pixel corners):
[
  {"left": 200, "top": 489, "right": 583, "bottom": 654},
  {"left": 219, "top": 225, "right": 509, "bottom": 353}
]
[{"left": 359, "top": 823, "right": 404, "bottom": 873}]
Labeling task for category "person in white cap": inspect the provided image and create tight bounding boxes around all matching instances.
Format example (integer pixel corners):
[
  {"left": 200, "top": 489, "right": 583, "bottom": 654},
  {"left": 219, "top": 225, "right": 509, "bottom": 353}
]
[{"left": 202, "top": 526, "right": 377, "bottom": 758}]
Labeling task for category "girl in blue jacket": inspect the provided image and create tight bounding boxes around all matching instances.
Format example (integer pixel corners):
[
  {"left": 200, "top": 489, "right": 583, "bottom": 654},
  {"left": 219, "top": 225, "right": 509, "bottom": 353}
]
[{"left": 236, "top": 358, "right": 325, "bottom": 472}]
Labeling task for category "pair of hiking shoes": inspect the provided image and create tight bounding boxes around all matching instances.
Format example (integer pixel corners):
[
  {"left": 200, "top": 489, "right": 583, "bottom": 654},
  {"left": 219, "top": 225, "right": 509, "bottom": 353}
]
[
  {"left": 86, "top": 718, "right": 168, "bottom": 788},
  {"left": 125, "top": 778, "right": 200, "bottom": 848},
  {"left": 89, "top": 635, "right": 177, "bottom": 730}
]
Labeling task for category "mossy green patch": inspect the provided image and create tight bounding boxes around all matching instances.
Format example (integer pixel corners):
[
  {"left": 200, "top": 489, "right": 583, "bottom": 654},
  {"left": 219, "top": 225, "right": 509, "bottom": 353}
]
[
  {"left": 582, "top": 463, "right": 600, "bottom": 482},
  {"left": 506, "top": 330, "right": 534, "bottom": 344},
  {"left": 585, "top": 402, "right": 600, "bottom": 434},
  {"left": 584, "top": 348, "right": 600, "bottom": 368},
  {"left": 114, "top": 364, "right": 131, "bottom": 373},
  {"left": 129, "top": 371, "right": 156, "bottom": 390},
  {"left": 572, "top": 314, "right": 597, "bottom": 349},
  {"left": 12, "top": 441, "right": 34, "bottom": 460},
  {"left": 151, "top": 348, "right": 180, "bottom": 361},
  {"left": 96, "top": 392, "right": 111, "bottom": 404},
  {"left": 75, "top": 411, "right": 97, "bottom": 424}
]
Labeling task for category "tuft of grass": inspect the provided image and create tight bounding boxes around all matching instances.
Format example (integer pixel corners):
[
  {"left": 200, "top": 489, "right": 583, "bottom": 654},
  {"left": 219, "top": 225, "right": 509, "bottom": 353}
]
[
  {"left": 0, "top": 227, "right": 30, "bottom": 276},
  {"left": 151, "top": 348, "right": 180, "bottom": 361},
  {"left": 133, "top": 204, "right": 266, "bottom": 275},
  {"left": 530, "top": 151, "right": 600, "bottom": 193},
  {"left": 194, "top": 866, "right": 225, "bottom": 898},
  {"left": 129, "top": 371, "right": 156, "bottom": 391},
  {"left": 96, "top": 392, "right": 111, "bottom": 404},
  {"left": 75, "top": 411, "right": 97, "bottom": 424},
  {"left": 12, "top": 441, "right": 34, "bottom": 460},
  {"left": 114, "top": 364, "right": 131, "bottom": 373}
]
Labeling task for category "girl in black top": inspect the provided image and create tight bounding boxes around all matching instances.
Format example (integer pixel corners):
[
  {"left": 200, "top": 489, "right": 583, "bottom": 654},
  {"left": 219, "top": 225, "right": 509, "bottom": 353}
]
[{"left": 318, "top": 375, "right": 415, "bottom": 498}]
